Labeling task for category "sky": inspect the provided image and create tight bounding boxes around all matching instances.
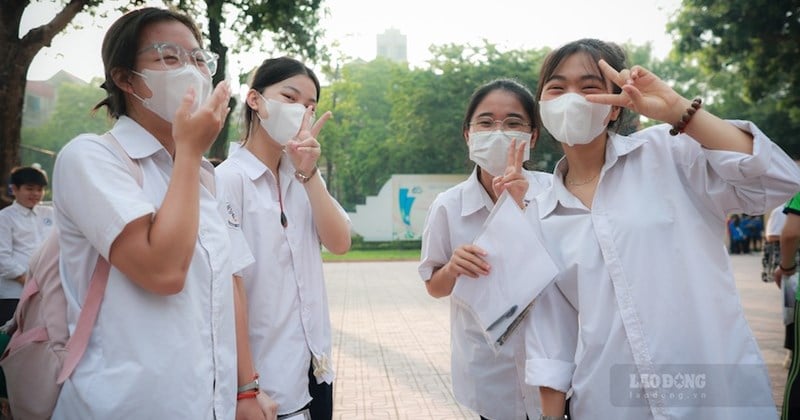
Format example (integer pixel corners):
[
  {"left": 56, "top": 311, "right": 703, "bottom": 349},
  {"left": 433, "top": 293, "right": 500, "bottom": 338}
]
[{"left": 23, "top": 0, "right": 682, "bottom": 84}]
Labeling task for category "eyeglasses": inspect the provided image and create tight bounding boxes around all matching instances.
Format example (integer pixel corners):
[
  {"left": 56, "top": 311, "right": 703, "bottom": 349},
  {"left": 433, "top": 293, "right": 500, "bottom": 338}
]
[
  {"left": 138, "top": 42, "right": 219, "bottom": 76},
  {"left": 469, "top": 116, "right": 532, "bottom": 132}
]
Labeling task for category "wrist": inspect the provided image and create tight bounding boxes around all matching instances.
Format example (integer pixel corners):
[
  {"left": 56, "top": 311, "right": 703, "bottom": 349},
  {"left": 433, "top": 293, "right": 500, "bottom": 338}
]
[
  {"left": 236, "top": 390, "right": 259, "bottom": 400},
  {"left": 780, "top": 262, "right": 798, "bottom": 273},
  {"left": 238, "top": 373, "right": 260, "bottom": 393},
  {"left": 295, "top": 166, "right": 318, "bottom": 184}
]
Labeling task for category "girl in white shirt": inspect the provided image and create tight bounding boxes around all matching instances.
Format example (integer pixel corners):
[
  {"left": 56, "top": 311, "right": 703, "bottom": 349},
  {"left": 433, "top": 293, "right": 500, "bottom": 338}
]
[
  {"left": 418, "top": 78, "right": 552, "bottom": 420},
  {"left": 527, "top": 38, "right": 800, "bottom": 420},
  {"left": 216, "top": 57, "right": 351, "bottom": 420},
  {"left": 52, "top": 7, "right": 272, "bottom": 420}
]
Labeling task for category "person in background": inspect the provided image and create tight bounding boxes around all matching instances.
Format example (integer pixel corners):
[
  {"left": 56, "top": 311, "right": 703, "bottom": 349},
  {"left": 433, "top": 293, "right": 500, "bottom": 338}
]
[
  {"left": 775, "top": 193, "right": 800, "bottom": 420},
  {"left": 419, "top": 78, "right": 552, "bottom": 420},
  {"left": 525, "top": 38, "right": 800, "bottom": 420},
  {"left": 765, "top": 204, "right": 793, "bottom": 368},
  {"left": 50, "top": 7, "right": 273, "bottom": 419},
  {"left": 216, "top": 56, "right": 350, "bottom": 420},
  {"left": 0, "top": 166, "right": 54, "bottom": 322}
]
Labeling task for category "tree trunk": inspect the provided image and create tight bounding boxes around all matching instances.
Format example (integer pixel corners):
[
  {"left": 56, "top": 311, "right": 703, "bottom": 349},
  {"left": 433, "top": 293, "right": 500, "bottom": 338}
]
[
  {"left": 0, "top": 0, "right": 89, "bottom": 208},
  {"left": 205, "top": 0, "right": 233, "bottom": 160}
]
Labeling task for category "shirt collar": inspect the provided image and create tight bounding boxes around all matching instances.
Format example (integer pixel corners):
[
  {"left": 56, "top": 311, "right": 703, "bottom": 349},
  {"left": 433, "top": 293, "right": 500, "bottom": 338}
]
[
  {"left": 109, "top": 116, "right": 215, "bottom": 174},
  {"left": 110, "top": 116, "right": 165, "bottom": 160},
  {"left": 461, "top": 167, "right": 494, "bottom": 217},
  {"left": 232, "top": 147, "right": 296, "bottom": 182},
  {"left": 10, "top": 201, "right": 34, "bottom": 215},
  {"left": 538, "top": 131, "right": 647, "bottom": 219}
]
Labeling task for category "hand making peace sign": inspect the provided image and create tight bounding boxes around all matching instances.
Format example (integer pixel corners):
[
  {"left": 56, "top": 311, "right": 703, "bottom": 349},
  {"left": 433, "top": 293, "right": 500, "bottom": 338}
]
[
  {"left": 285, "top": 106, "right": 333, "bottom": 176},
  {"left": 492, "top": 138, "right": 529, "bottom": 209}
]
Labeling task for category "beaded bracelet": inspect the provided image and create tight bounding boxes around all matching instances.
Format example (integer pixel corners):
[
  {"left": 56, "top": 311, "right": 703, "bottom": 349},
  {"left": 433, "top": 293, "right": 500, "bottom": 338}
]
[
  {"left": 236, "top": 390, "right": 259, "bottom": 400},
  {"left": 668, "top": 98, "right": 702, "bottom": 136}
]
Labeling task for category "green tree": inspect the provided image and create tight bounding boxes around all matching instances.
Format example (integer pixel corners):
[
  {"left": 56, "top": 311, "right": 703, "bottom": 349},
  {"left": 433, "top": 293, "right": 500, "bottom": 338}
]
[
  {"left": 0, "top": 1, "right": 147, "bottom": 207},
  {"left": 21, "top": 79, "right": 113, "bottom": 178},
  {"left": 2, "top": 1, "right": 325, "bottom": 209},
  {"left": 166, "top": 0, "right": 327, "bottom": 159},
  {"left": 669, "top": 0, "right": 800, "bottom": 156}
]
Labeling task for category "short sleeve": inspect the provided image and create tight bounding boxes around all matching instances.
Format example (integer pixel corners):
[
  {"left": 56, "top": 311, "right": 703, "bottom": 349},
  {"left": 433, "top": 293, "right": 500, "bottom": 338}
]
[
  {"left": 418, "top": 197, "right": 451, "bottom": 282},
  {"left": 53, "top": 135, "right": 154, "bottom": 259}
]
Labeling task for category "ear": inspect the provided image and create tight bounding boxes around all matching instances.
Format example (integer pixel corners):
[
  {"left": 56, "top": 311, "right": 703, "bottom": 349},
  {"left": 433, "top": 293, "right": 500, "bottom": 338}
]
[
  {"left": 463, "top": 129, "right": 470, "bottom": 144},
  {"left": 609, "top": 105, "right": 622, "bottom": 122},
  {"left": 111, "top": 68, "right": 134, "bottom": 95},
  {"left": 246, "top": 90, "right": 262, "bottom": 112},
  {"left": 531, "top": 128, "right": 539, "bottom": 146}
]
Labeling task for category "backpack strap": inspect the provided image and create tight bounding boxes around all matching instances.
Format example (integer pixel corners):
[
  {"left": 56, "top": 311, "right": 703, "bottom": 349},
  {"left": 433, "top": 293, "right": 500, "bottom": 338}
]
[
  {"left": 102, "top": 132, "right": 143, "bottom": 186},
  {"left": 56, "top": 258, "right": 109, "bottom": 384},
  {"left": 56, "top": 132, "right": 142, "bottom": 384}
]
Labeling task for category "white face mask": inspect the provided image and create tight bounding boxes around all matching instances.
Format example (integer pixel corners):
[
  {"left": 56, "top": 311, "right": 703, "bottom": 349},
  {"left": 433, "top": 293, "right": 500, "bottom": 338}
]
[
  {"left": 257, "top": 96, "right": 307, "bottom": 146},
  {"left": 132, "top": 66, "right": 212, "bottom": 123},
  {"left": 468, "top": 130, "right": 531, "bottom": 177},
  {"left": 539, "top": 92, "right": 612, "bottom": 146}
]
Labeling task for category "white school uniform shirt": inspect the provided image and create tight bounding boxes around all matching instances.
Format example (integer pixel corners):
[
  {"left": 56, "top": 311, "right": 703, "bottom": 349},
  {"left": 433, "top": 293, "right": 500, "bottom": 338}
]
[
  {"left": 766, "top": 204, "right": 788, "bottom": 239},
  {"left": 0, "top": 201, "right": 54, "bottom": 298},
  {"left": 418, "top": 168, "right": 551, "bottom": 419},
  {"left": 52, "top": 116, "right": 253, "bottom": 420},
  {"left": 524, "top": 121, "right": 800, "bottom": 420},
  {"left": 216, "top": 147, "right": 348, "bottom": 415}
]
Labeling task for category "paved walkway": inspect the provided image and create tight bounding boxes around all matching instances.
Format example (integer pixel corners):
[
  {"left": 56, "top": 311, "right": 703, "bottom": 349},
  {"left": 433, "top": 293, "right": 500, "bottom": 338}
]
[{"left": 325, "top": 253, "right": 787, "bottom": 419}]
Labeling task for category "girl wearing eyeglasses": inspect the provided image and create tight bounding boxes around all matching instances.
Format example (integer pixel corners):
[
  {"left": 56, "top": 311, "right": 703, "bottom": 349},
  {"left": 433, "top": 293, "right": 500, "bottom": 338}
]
[
  {"left": 418, "top": 79, "right": 552, "bottom": 420},
  {"left": 51, "top": 8, "right": 271, "bottom": 420}
]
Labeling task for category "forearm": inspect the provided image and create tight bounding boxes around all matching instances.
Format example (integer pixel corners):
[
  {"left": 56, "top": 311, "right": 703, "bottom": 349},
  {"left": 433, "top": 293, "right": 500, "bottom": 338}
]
[
  {"left": 780, "top": 216, "right": 800, "bottom": 268},
  {"left": 109, "top": 152, "right": 202, "bottom": 294},
  {"left": 540, "top": 387, "right": 566, "bottom": 416},
  {"left": 680, "top": 104, "right": 753, "bottom": 154},
  {"left": 425, "top": 264, "right": 457, "bottom": 298},
  {"left": 304, "top": 175, "right": 351, "bottom": 255},
  {"left": 148, "top": 152, "right": 201, "bottom": 269},
  {"left": 234, "top": 276, "right": 258, "bottom": 387}
]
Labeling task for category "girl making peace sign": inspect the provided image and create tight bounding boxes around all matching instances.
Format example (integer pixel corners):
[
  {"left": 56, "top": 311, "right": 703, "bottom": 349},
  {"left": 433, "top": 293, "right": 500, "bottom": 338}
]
[{"left": 216, "top": 57, "right": 351, "bottom": 420}]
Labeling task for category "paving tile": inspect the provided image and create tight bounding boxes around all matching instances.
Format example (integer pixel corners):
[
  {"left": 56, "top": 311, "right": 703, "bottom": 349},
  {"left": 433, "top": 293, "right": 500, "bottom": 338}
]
[{"left": 326, "top": 256, "right": 784, "bottom": 418}]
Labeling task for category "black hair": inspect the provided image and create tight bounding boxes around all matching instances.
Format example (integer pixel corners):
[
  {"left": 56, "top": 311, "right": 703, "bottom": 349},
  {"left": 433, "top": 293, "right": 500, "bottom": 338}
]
[
  {"left": 462, "top": 78, "right": 537, "bottom": 135},
  {"left": 536, "top": 38, "right": 628, "bottom": 130},
  {"left": 93, "top": 7, "right": 204, "bottom": 119},
  {"left": 241, "top": 57, "right": 321, "bottom": 145},
  {"left": 10, "top": 166, "right": 48, "bottom": 187}
]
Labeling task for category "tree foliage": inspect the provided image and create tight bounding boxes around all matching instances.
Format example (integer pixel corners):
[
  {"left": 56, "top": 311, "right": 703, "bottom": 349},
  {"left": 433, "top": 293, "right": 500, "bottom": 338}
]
[
  {"left": 165, "top": 0, "right": 327, "bottom": 158},
  {"left": 21, "top": 80, "right": 112, "bottom": 179},
  {"left": 669, "top": 0, "right": 800, "bottom": 156},
  {"left": 0, "top": 0, "right": 139, "bottom": 207}
]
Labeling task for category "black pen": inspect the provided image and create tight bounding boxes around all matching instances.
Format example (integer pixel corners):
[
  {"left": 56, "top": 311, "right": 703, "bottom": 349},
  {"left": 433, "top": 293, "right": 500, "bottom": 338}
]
[{"left": 486, "top": 304, "right": 517, "bottom": 331}]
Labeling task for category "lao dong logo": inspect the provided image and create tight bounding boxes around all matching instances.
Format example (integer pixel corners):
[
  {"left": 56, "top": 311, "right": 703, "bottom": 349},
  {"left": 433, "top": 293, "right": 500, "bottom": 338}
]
[{"left": 630, "top": 372, "right": 707, "bottom": 390}]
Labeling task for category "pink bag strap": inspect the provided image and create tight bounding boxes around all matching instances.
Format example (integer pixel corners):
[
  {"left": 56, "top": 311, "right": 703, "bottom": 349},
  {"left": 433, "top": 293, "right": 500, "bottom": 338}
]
[
  {"left": 56, "top": 256, "right": 109, "bottom": 384},
  {"left": 56, "top": 132, "right": 141, "bottom": 384}
]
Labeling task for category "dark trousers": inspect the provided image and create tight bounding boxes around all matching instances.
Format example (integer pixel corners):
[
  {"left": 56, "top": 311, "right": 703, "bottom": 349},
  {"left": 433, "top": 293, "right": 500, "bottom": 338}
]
[
  {"left": 783, "top": 301, "right": 800, "bottom": 419},
  {"left": 307, "top": 361, "right": 333, "bottom": 420},
  {"left": 0, "top": 299, "right": 18, "bottom": 325}
]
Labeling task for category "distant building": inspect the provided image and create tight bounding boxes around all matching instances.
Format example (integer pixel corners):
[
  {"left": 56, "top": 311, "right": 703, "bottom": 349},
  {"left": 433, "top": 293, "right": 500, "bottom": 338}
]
[
  {"left": 24, "top": 70, "right": 86, "bottom": 127},
  {"left": 376, "top": 28, "right": 407, "bottom": 63}
]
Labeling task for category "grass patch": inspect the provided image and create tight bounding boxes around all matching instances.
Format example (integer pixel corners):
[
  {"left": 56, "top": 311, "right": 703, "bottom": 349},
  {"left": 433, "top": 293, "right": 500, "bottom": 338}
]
[{"left": 322, "top": 248, "right": 420, "bottom": 262}]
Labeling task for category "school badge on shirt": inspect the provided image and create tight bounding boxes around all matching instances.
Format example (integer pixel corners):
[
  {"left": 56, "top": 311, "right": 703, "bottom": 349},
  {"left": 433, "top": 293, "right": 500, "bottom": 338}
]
[{"left": 225, "top": 202, "right": 240, "bottom": 228}]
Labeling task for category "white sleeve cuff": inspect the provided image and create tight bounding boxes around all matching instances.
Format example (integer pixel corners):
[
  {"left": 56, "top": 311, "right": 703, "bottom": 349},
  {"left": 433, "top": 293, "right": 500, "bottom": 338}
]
[
  {"left": 704, "top": 120, "right": 771, "bottom": 181},
  {"left": 526, "top": 357, "right": 575, "bottom": 393}
]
